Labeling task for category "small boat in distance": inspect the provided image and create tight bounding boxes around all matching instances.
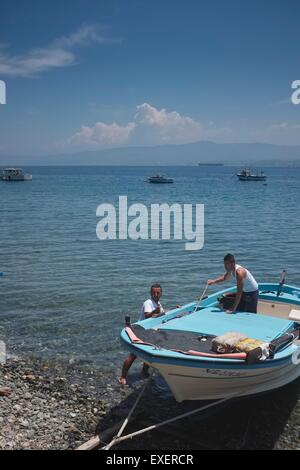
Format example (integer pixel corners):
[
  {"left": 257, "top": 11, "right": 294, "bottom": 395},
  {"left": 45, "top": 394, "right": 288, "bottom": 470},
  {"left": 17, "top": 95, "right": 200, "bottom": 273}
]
[
  {"left": 1, "top": 168, "right": 32, "bottom": 182},
  {"left": 237, "top": 168, "right": 266, "bottom": 181},
  {"left": 147, "top": 173, "right": 174, "bottom": 184}
]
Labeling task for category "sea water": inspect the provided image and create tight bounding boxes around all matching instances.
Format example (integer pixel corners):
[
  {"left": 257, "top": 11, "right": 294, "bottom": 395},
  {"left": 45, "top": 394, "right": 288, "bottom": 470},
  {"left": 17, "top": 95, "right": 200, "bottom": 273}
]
[{"left": 0, "top": 165, "right": 299, "bottom": 368}]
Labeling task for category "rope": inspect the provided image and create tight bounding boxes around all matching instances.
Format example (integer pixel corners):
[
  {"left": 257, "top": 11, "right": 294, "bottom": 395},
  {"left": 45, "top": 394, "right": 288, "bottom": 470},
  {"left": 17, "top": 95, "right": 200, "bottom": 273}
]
[
  {"left": 194, "top": 282, "right": 209, "bottom": 312},
  {"left": 102, "top": 369, "right": 154, "bottom": 450},
  {"left": 102, "top": 394, "right": 236, "bottom": 450}
]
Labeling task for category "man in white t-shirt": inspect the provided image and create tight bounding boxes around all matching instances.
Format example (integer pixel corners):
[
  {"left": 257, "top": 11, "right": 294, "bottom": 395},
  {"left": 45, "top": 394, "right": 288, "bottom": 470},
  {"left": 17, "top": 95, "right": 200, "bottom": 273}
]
[
  {"left": 119, "top": 284, "right": 164, "bottom": 386},
  {"left": 139, "top": 287, "right": 165, "bottom": 321}
]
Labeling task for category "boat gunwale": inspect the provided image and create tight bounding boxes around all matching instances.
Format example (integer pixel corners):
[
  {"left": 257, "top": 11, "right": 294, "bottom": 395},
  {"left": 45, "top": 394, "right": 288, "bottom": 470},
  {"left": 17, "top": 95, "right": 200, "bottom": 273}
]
[
  {"left": 119, "top": 334, "right": 297, "bottom": 370},
  {"left": 120, "top": 283, "right": 300, "bottom": 369}
]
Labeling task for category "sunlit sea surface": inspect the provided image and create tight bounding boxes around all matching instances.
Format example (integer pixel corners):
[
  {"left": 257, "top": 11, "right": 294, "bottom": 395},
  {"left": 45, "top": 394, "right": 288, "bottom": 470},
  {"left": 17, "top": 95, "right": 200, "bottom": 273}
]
[{"left": 0, "top": 165, "right": 299, "bottom": 370}]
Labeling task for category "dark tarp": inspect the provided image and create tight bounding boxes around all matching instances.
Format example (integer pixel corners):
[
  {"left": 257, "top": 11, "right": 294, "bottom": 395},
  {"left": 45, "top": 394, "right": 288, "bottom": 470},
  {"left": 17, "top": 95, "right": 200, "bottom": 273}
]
[{"left": 131, "top": 324, "right": 216, "bottom": 353}]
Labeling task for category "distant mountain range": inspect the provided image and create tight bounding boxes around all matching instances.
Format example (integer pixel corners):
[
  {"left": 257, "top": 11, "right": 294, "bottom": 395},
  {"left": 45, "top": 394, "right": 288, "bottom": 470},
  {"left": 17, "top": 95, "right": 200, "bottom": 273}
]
[{"left": 2, "top": 140, "right": 300, "bottom": 166}]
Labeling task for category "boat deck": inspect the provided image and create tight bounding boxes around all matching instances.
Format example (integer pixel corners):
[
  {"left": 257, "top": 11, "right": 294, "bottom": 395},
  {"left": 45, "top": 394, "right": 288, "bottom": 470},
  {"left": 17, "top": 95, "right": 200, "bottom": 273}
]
[
  {"left": 121, "top": 284, "right": 300, "bottom": 366},
  {"left": 158, "top": 309, "right": 293, "bottom": 343},
  {"left": 121, "top": 308, "right": 296, "bottom": 366}
]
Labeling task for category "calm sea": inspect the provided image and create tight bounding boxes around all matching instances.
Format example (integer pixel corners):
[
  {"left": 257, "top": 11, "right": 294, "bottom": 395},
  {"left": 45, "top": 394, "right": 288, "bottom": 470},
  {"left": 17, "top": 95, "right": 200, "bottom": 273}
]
[{"left": 0, "top": 165, "right": 299, "bottom": 369}]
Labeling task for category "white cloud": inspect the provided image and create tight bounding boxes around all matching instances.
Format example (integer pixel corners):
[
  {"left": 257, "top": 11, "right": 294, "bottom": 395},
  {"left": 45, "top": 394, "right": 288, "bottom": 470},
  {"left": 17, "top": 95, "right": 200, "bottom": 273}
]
[
  {"left": 266, "top": 122, "right": 300, "bottom": 133},
  {"left": 53, "top": 24, "right": 121, "bottom": 48},
  {"left": 66, "top": 103, "right": 217, "bottom": 150},
  {"left": 134, "top": 102, "right": 205, "bottom": 144},
  {"left": 244, "top": 121, "right": 300, "bottom": 145},
  {"left": 0, "top": 48, "right": 75, "bottom": 77},
  {"left": 0, "top": 24, "right": 120, "bottom": 78},
  {"left": 67, "top": 121, "right": 136, "bottom": 149},
  {"left": 268, "top": 122, "right": 289, "bottom": 131},
  {"left": 267, "top": 98, "right": 291, "bottom": 108}
]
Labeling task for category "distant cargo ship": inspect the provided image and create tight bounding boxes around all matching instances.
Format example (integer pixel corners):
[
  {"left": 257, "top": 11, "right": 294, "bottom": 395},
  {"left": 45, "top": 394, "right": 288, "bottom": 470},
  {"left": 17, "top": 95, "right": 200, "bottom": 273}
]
[{"left": 198, "top": 163, "right": 224, "bottom": 166}]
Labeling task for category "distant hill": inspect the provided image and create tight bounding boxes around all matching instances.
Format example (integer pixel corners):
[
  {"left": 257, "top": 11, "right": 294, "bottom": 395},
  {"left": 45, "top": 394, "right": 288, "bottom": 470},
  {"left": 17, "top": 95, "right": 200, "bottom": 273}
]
[{"left": 2, "top": 140, "right": 300, "bottom": 166}]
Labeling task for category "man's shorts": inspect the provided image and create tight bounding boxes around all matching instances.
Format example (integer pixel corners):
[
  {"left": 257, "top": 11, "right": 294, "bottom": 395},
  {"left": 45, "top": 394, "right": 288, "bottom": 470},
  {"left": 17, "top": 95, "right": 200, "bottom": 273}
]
[{"left": 237, "top": 290, "right": 259, "bottom": 313}]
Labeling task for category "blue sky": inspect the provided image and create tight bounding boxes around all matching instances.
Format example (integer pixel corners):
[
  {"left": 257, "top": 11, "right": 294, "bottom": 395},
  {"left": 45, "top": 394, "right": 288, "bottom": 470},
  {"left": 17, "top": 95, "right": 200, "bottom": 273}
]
[{"left": 0, "top": 0, "right": 300, "bottom": 158}]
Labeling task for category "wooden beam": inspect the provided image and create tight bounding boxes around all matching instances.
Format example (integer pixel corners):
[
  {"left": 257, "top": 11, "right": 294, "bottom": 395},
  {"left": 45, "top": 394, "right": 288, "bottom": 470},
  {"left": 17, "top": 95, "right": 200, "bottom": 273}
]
[
  {"left": 76, "top": 420, "right": 124, "bottom": 451},
  {"left": 76, "top": 435, "right": 101, "bottom": 451}
]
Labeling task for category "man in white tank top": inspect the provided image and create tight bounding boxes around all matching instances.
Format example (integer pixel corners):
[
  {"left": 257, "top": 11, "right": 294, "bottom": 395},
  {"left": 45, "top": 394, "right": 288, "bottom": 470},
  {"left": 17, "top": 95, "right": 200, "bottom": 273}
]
[{"left": 208, "top": 254, "right": 259, "bottom": 313}]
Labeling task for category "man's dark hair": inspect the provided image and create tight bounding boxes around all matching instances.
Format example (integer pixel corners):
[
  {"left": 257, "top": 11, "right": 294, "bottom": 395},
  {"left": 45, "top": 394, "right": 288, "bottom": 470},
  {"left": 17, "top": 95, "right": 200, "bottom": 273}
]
[
  {"left": 150, "top": 283, "right": 162, "bottom": 292},
  {"left": 224, "top": 253, "right": 235, "bottom": 263}
]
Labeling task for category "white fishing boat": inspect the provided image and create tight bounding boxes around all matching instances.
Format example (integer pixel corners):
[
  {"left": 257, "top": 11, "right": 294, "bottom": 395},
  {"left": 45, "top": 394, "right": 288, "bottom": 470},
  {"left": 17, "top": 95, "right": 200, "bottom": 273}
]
[
  {"left": 147, "top": 173, "right": 174, "bottom": 184},
  {"left": 1, "top": 168, "right": 32, "bottom": 181},
  {"left": 121, "top": 282, "right": 300, "bottom": 402},
  {"left": 237, "top": 168, "right": 266, "bottom": 181}
]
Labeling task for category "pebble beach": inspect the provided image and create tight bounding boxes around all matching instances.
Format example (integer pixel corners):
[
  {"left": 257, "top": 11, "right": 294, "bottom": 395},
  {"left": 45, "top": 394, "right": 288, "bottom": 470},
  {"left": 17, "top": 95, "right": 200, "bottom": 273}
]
[
  {"left": 0, "top": 353, "right": 123, "bottom": 450},
  {"left": 1, "top": 349, "right": 299, "bottom": 450}
]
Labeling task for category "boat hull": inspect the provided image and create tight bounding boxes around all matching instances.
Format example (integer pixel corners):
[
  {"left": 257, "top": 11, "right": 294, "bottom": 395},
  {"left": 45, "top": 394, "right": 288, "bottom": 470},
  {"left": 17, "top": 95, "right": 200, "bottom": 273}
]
[
  {"left": 148, "top": 179, "right": 173, "bottom": 183},
  {"left": 152, "top": 358, "right": 300, "bottom": 402},
  {"left": 2, "top": 174, "right": 32, "bottom": 181},
  {"left": 237, "top": 175, "right": 266, "bottom": 181}
]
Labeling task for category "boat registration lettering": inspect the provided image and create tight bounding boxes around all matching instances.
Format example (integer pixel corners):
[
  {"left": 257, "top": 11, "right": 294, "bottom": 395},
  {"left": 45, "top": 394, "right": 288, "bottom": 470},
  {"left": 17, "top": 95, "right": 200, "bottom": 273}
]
[
  {"left": 292, "top": 347, "right": 300, "bottom": 365},
  {"left": 206, "top": 369, "right": 245, "bottom": 377}
]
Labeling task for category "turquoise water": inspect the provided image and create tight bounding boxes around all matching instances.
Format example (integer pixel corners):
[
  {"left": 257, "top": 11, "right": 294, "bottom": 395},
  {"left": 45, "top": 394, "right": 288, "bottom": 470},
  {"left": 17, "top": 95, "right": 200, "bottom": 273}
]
[{"left": 0, "top": 165, "right": 299, "bottom": 369}]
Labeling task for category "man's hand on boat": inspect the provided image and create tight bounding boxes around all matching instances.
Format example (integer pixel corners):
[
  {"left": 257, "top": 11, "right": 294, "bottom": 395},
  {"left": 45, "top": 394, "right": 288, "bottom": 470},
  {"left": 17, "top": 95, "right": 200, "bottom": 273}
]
[
  {"left": 151, "top": 305, "right": 165, "bottom": 318},
  {"left": 152, "top": 304, "right": 182, "bottom": 317},
  {"left": 226, "top": 309, "right": 235, "bottom": 314}
]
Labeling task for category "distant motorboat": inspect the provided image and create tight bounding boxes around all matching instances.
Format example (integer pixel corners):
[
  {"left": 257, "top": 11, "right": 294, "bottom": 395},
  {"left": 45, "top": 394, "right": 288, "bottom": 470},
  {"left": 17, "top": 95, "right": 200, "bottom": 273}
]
[
  {"left": 1, "top": 168, "right": 32, "bottom": 182},
  {"left": 237, "top": 168, "right": 266, "bottom": 181},
  {"left": 147, "top": 173, "right": 174, "bottom": 184}
]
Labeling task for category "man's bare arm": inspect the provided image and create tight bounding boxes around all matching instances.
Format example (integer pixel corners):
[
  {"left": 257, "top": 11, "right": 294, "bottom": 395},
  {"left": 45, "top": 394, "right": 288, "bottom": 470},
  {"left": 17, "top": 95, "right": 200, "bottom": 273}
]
[{"left": 208, "top": 272, "right": 231, "bottom": 285}]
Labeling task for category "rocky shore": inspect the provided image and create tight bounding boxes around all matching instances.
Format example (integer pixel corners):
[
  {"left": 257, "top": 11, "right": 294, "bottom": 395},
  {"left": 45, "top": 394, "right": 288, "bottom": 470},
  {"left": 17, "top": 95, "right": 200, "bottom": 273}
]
[
  {"left": 0, "top": 354, "right": 132, "bottom": 450},
  {"left": 0, "top": 351, "right": 299, "bottom": 450}
]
